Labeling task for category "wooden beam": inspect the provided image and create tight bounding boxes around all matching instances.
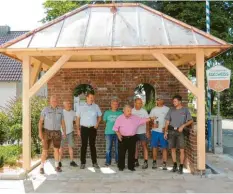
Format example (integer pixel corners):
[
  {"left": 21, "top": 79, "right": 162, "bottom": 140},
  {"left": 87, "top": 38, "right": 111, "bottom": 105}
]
[
  {"left": 196, "top": 50, "right": 205, "bottom": 171},
  {"left": 29, "top": 55, "right": 71, "bottom": 98},
  {"left": 1, "top": 47, "right": 226, "bottom": 57},
  {"left": 22, "top": 55, "right": 31, "bottom": 171},
  {"left": 33, "top": 56, "right": 54, "bottom": 67},
  {"left": 30, "top": 62, "right": 42, "bottom": 87},
  {"left": 62, "top": 61, "right": 185, "bottom": 69},
  {"left": 153, "top": 53, "right": 198, "bottom": 96}
]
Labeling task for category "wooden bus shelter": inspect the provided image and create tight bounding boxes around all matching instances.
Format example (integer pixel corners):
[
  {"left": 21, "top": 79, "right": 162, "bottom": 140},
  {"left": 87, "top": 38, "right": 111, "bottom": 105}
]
[{"left": 0, "top": 3, "right": 232, "bottom": 172}]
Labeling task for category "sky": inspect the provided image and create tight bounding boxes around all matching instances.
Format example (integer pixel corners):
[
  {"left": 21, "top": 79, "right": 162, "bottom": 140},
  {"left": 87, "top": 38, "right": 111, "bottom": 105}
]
[{"left": 0, "top": 0, "right": 46, "bottom": 31}]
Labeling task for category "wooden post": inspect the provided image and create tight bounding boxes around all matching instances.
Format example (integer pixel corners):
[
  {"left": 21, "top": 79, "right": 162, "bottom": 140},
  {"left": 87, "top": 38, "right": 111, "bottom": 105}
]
[
  {"left": 22, "top": 55, "right": 31, "bottom": 171},
  {"left": 30, "top": 62, "right": 42, "bottom": 87},
  {"left": 196, "top": 50, "right": 205, "bottom": 170}
]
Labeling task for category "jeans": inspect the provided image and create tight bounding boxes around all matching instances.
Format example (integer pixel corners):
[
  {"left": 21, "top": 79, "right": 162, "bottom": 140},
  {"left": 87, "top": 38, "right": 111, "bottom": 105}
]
[
  {"left": 105, "top": 134, "right": 118, "bottom": 164},
  {"left": 81, "top": 126, "right": 97, "bottom": 164}
]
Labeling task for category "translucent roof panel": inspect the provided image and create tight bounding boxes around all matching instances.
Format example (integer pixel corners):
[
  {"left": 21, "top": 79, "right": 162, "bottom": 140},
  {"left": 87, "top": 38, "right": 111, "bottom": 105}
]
[
  {"left": 113, "top": 7, "right": 138, "bottom": 47},
  {"left": 56, "top": 9, "right": 89, "bottom": 47},
  {"left": 194, "top": 32, "right": 220, "bottom": 45},
  {"left": 8, "top": 36, "right": 32, "bottom": 48},
  {"left": 137, "top": 7, "right": 168, "bottom": 46},
  {"left": 5, "top": 4, "right": 227, "bottom": 49},
  {"left": 29, "top": 21, "right": 63, "bottom": 48},
  {"left": 164, "top": 18, "right": 196, "bottom": 45},
  {"left": 84, "top": 7, "right": 113, "bottom": 47}
]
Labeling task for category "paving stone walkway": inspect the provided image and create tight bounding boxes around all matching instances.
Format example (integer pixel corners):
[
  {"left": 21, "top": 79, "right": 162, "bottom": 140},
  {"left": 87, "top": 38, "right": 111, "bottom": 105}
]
[{"left": 1, "top": 158, "right": 233, "bottom": 193}]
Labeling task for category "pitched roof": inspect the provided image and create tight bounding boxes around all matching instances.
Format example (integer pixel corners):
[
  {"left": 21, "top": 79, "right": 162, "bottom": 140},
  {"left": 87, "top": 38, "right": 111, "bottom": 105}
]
[
  {"left": 0, "top": 3, "right": 230, "bottom": 49},
  {"left": 0, "top": 30, "right": 27, "bottom": 81}
]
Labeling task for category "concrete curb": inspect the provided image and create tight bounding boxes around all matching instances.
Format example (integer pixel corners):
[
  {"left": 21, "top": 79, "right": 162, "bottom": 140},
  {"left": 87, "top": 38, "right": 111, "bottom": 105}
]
[
  {"left": 0, "top": 160, "right": 41, "bottom": 180},
  {"left": 205, "top": 161, "right": 225, "bottom": 175}
]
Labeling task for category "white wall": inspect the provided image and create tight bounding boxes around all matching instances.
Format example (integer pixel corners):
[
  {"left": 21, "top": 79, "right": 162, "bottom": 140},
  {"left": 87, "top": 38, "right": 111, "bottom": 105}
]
[{"left": 0, "top": 82, "right": 17, "bottom": 107}]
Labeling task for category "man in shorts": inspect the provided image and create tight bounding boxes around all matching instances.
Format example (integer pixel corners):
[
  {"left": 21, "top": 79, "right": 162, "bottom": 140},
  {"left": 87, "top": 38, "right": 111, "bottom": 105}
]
[
  {"left": 59, "top": 101, "right": 78, "bottom": 167},
  {"left": 150, "top": 96, "right": 170, "bottom": 170},
  {"left": 164, "top": 95, "right": 193, "bottom": 174},
  {"left": 38, "top": 96, "right": 66, "bottom": 174},
  {"left": 132, "top": 98, "right": 150, "bottom": 169}
]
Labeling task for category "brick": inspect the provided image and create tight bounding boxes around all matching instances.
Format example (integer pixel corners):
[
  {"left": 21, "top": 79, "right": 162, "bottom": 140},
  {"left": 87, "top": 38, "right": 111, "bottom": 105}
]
[{"left": 47, "top": 67, "right": 198, "bottom": 173}]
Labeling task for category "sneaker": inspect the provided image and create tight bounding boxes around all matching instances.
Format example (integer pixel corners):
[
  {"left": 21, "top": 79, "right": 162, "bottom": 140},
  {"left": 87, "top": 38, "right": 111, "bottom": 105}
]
[
  {"left": 105, "top": 163, "right": 110, "bottom": 167},
  {"left": 162, "top": 162, "right": 167, "bottom": 170},
  {"left": 70, "top": 161, "right": 78, "bottom": 167},
  {"left": 40, "top": 168, "right": 45, "bottom": 174},
  {"left": 128, "top": 168, "right": 136, "bottom": 171},
  {"left": 93, "top": 163, "right": 100, "bottom": 169},
  {"left": 152, "top": 162, "right": 157, "bottom": 169},
  {"left": 172, "top": 164, "right": 177, "bottom": 172},
  {"left": 58, "top": 162, "right": 62, "bottom": 167},
  {"left": 135, "top": 161, "right": 139, "bottom": 167},
  {"left": 80, "top": 164, "right": 85, "bottom": 169},
  {"left": 178, "top": 165, "right": 183, "bottom": 174},
  {"left": 142, "top": 162, "right": 148, "bottom": 169},
  {"left": 55, "top": 167, "right": 62, "bottom": 172}
]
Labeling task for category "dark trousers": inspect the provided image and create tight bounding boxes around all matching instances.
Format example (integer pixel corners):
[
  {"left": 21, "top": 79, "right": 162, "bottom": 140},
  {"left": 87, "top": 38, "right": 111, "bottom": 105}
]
[
  {"left": 118, "top": 135, "right": 137, "bottom": 170},
  {"left": 81, "top": 126, "right": 97, "bottom": 164}
]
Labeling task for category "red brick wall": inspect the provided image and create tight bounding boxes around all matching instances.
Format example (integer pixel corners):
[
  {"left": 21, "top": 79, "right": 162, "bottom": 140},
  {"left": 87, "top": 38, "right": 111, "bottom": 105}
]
[{"left": 47, "top": 66, "right": 198, "bottom": 173}]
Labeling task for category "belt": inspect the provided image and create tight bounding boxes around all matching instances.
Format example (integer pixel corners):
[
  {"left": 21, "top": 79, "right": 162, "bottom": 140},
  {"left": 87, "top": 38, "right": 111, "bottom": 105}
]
[
  {"left": 81, "top": 126, "right": 95, "bottom": 128},
  {"left": 168, "top": 125, "right": 178, "bottom": 131},
  {"left": 122, "top": 135, "right": 135, "bottom": 139}
]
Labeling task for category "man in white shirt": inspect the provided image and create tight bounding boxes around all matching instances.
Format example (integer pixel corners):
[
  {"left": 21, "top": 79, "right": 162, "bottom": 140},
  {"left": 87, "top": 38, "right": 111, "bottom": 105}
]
[
  {"left": 149, "top": 96, "right": 170, "bottom": 170},
  {"left": 132, "top": 98, "right": 150, "bottom": 169},
  {"left": 59, "top": 101, "right": 78, "bottom": 167}
]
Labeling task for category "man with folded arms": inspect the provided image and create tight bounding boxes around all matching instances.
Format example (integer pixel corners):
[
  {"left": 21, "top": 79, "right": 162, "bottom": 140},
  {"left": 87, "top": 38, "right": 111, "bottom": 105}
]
[
  {"left": 76, "top": 92, "right": 102, "bottom": 169},
  {"left": 113, "top": 105, "right": 155, "bottom": 171}
]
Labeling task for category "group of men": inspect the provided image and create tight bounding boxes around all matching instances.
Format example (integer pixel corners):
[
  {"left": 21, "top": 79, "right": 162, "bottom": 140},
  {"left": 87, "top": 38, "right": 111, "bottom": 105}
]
[{"left": 39, "top": 93, "right": 193, "bottom": 175}]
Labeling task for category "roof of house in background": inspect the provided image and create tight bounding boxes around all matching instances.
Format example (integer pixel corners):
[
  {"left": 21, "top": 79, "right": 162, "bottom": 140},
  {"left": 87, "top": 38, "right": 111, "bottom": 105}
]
[{"left": 0, "top": 26, "right": 27, "bottom": 81}]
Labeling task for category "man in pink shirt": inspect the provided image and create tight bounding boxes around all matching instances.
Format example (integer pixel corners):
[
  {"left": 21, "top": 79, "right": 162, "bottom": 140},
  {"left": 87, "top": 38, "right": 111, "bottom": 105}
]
[{"left": 113, "top": 105, "right": 155, "bottom": 171}]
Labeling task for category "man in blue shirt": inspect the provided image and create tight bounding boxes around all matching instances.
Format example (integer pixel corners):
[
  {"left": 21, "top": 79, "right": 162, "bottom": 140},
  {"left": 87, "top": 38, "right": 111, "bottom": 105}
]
[{"left": 76, "top": 92, "right": 102, "bottom": 169}]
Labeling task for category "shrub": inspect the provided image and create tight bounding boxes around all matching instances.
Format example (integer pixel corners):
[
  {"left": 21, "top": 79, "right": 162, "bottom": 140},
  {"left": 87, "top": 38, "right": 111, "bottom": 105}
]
[
  {"left": 0, "top": 112, "right": 8, "bottom": 144},
  {"left": 0, "top": 156, "right": 4, "bottom": 168},
  {"left": 0, "top": 145, "right": 22, "bottom": 167},
  {"left": 143, "top": 100, "right": 155, "bottom": 113},
  {"left": 1, "top": 96, "right": 48, "bottom": 154}
]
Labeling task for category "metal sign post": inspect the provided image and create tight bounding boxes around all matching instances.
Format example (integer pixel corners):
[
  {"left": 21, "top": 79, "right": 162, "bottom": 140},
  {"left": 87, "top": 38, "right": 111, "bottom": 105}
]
[
  {"left": 206, "top": 65, "right": 231, "bottom": 153},
  {"left": 206, "top": 0, "right": 212, "bottom": 152}
]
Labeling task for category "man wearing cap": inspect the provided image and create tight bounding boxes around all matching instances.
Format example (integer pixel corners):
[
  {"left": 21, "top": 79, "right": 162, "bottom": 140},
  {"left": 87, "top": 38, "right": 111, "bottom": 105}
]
[
  {"left": 132, "top": 98, "right": 150, "bottom": 169},
  {"left": 149, "top": 96, "right": 170, "bottom": 170},
  {"left": 59, "top": 100, "right": 78, "bottom": 168},
  {"left": 164, "top": 95, "right": 193, "bottom": 174},
  {"left": 76, "top": 92, "right": 102, "bottom": 169},
  {"left": 38, "top": 96, "right": 66, "bottom": 174},
  {"left": 113, "top": 105, "right": 155, "bottom": 171}
]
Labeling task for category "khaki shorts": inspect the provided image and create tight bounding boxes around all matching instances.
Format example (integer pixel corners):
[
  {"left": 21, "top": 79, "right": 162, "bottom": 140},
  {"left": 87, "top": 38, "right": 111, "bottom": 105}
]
[
  {"left": 168, "top": 130, "right": 185, "bottom": 149},
  {"left": 42, "top": 129, "right": 62, "bottom": 150},
  {"left": 61, "top": 132, "right": 74, "bottom": 148}
]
